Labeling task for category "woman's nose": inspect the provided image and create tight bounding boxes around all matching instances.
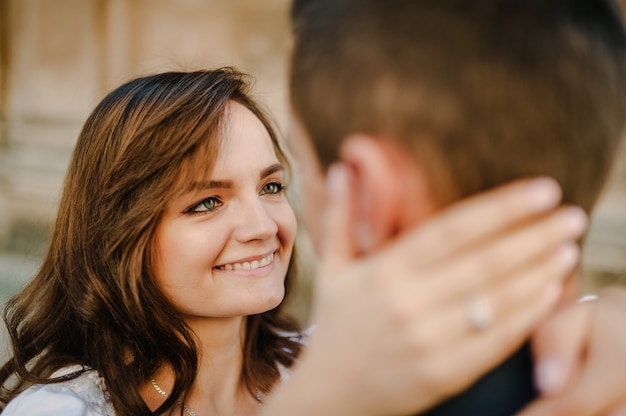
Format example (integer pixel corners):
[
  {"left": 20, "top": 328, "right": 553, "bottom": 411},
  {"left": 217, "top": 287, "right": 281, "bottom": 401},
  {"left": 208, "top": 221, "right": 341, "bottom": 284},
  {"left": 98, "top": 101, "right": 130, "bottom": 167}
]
[{"left": 233, "top": 197, "right": 278, "bottom": 242}]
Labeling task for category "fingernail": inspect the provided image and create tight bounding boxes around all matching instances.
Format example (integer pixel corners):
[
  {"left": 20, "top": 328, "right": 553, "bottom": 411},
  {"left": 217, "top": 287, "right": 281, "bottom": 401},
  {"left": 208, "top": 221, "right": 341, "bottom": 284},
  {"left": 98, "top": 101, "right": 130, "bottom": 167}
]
[
  {"left": 558, "top": 206, "right": 588, "bottom": 237},
  {"left": 535, "top": 356, "right": 567, "bottom": 395},
  {"left": 327, "top": 163, "right": 347, "bottom": 201},
  {"left": 527, "top": 177, "right": 562, "bottom": 212}
]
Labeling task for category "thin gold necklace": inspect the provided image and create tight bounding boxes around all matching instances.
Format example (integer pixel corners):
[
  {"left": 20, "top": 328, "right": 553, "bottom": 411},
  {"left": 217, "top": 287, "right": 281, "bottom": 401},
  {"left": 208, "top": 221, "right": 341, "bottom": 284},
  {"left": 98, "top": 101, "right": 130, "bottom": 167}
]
[{"left": 150, "top": 378, "right": 262, "bottom": 416}]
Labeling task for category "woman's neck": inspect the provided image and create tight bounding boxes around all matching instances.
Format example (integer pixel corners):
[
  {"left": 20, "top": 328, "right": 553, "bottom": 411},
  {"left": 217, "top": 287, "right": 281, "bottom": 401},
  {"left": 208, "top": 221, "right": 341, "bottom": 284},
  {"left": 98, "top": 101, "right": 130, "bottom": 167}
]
[{"left": 144, "top": 316, "right": 261, "bottom": 415}]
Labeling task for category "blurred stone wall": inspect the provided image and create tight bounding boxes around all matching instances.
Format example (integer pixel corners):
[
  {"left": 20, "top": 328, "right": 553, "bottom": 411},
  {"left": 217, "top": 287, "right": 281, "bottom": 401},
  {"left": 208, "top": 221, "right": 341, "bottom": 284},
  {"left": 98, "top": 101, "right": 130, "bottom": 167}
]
[
  {"left": 0, "top": 0, "right": 295, "bottom": 298},
  {"left": 0, "top": 0, "right": 625, "bottom": 302}
]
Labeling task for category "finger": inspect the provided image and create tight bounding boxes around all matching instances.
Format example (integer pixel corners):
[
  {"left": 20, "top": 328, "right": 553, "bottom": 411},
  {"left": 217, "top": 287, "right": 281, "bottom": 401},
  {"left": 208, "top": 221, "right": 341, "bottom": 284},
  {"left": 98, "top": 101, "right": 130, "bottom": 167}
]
[
  {"left": 426, "top": 278, "right": 561, "bottom": 397},
  {"left": 519, "top": 292, "right": 626, "bottom": 416},
  {"left": 546, "top": 304, "right": 626, "bottom": 416},
  {"left": 411, "top": 243, "right": 579, "bottom": 348},
  {"left": 531, "top": 300, "right": 593, "bottom": 396},
  {"left": 320, "top": 163, "right": 356, "bottom": 273},
  {"left": 390, "top": 177, "right": 564, "bottom": 264},
  {"left": 518, "top": 372, "right": 614, "bottom": 416},
  {"left": 416, "top": 206, "right": 587, "bottom": 303},
  {"left": 472, "top": 243, "right": 577, "bottom": 335}
]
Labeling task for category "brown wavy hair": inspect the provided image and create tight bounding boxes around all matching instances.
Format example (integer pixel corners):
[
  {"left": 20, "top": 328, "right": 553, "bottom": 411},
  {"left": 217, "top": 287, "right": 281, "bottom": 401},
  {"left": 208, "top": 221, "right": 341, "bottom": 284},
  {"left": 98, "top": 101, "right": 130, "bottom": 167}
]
[{"left": 0, "top": 68, "right": 303, "bottom": 415}]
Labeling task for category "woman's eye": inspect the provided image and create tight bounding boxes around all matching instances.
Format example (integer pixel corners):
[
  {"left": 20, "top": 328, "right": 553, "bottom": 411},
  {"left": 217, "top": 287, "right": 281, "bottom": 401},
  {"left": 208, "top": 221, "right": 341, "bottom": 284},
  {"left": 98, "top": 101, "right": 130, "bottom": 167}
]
[
  {"left": 261, "top": 182, "right": 284, "bottom": 195},
  {"left": 185, "top": 197, "right": 222, "bottom": 214}
]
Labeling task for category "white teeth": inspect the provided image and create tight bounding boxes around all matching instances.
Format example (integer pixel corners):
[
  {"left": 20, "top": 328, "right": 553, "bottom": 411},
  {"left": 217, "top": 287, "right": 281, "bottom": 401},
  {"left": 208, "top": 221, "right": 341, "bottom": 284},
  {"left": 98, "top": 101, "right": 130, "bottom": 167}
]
[{"left": 219, "top": 253, "right": 274, "bottom": 271}]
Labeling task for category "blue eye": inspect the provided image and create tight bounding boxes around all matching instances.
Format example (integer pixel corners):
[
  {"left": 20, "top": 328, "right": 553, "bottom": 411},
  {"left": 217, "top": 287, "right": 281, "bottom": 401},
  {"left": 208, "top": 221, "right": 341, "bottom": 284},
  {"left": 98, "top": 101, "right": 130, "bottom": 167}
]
[
  {"left": 261, "top": 182, "right": 284, "bottom": 195},
  {"left": 185, "top": 197, "right": 222, "bottom": 214}
]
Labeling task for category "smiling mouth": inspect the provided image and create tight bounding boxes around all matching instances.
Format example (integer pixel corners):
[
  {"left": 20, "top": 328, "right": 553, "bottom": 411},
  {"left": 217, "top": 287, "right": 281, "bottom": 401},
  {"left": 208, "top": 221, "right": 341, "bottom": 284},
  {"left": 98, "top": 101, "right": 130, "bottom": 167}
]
[{"left": 215, "top": 252, "right": 275, "bottom": 271}]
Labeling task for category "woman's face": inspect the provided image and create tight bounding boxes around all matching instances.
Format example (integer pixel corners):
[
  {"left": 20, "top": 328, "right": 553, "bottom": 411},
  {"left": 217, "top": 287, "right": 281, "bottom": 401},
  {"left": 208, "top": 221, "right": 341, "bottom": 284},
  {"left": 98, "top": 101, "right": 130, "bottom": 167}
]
[{"left": 153, "top": 101, "right": 297, "bottom": 320}]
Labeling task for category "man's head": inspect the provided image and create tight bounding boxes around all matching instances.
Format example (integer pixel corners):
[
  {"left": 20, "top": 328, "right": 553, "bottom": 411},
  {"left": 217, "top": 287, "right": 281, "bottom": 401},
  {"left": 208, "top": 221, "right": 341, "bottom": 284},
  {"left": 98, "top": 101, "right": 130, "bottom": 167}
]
[{"left": 289, "top": 0, "right": 626, "bottom": 248}]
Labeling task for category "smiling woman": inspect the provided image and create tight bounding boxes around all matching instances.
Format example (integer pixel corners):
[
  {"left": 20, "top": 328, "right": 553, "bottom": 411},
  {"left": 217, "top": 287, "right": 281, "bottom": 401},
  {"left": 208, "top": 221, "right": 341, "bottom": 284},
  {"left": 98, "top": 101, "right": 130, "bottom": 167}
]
[
  {"left": 153, "top": 101, "right": 297, "bottom": 320},
  {"left": 0, "top": 69, "right": 304, "bottom": 416}
]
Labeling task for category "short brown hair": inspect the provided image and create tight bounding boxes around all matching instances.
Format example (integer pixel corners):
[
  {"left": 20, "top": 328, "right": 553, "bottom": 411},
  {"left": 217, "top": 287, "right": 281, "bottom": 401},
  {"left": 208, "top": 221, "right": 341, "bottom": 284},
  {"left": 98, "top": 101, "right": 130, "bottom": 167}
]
[{"left": 290, "top": 0, "right": 626, "bottom": 211}]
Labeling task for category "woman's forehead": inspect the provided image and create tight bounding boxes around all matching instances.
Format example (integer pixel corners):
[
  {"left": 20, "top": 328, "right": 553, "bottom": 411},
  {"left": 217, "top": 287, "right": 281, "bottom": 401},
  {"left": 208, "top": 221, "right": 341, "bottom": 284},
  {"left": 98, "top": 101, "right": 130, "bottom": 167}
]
[{"left": 171, "top": 106, "right": 283, "bottom": 195}]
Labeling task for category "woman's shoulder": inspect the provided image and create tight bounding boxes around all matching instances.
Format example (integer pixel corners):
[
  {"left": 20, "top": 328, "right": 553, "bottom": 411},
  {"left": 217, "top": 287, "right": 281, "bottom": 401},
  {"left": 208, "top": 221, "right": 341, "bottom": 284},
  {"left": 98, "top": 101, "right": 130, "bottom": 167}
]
[{"left": 2, "top": 365, "right": 115, "bottom": 416}]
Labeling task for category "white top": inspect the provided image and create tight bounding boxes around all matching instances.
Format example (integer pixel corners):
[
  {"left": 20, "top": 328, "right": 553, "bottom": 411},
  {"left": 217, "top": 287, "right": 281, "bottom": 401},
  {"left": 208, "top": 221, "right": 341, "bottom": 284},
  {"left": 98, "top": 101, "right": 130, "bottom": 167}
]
[
  {"left": 2, "top": 366, "right": 114, "bottom": 416},
  {"left": 2, "top": 331, "right": 307, "bottom": 415}
]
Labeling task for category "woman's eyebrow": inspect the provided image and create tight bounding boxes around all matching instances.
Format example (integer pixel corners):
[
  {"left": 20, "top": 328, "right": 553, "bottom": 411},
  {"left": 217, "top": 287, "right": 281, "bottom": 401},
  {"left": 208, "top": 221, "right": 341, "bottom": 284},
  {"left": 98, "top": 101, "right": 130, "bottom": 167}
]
[
  {"left": 261, "top": 163, "right": 284, "bottom": 179},
  {"left": 185, "top": 164, "right": 283, "bottom": 193},
  {"left": 188, "top": 179, "right": 232, "bottom": 192}
]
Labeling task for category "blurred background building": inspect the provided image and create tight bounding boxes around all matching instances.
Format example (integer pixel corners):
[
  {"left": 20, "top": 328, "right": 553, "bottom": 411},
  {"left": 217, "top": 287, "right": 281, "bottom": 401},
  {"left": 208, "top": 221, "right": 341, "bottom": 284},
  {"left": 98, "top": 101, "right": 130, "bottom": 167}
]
[
  {"left": 0, "top": 0, "right": 625, "bottom": 305},
  {"left": 0, "top": 0, "right": 296, "bottom": 299}
]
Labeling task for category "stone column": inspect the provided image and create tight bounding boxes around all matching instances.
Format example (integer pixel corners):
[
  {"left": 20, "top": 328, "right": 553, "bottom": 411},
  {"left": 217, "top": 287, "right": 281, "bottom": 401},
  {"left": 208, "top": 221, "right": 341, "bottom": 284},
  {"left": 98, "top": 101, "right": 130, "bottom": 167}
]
[{"left": 0, "top": 0, "right": 107, "bottom": 253}]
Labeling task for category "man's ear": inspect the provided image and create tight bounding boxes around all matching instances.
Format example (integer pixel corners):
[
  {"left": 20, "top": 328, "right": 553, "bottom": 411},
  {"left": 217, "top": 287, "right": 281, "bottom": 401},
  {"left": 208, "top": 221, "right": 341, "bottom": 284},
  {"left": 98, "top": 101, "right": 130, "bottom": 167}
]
[{"left": 339, "top": 135, "right": 437, "bottom": 253}]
